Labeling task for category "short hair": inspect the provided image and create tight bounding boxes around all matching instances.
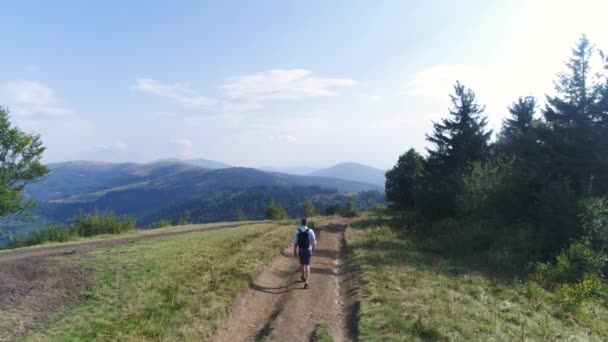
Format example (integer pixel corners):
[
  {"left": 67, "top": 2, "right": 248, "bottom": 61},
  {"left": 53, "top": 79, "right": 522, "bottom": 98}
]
[{"left": 301, "top": 218, "right": 308, "bottom": 226}]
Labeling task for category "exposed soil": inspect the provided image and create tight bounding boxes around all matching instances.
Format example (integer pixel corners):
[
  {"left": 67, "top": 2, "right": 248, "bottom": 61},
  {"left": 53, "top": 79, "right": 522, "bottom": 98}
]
[
  {"left": 0, "top": 221, "right": 254, "bottom": 341},
  {"left": 210, "top": 218, "right": 358, "bottom": 342}
]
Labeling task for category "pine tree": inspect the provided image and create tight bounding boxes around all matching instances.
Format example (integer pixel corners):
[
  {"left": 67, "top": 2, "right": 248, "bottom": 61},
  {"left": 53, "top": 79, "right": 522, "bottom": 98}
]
[
  {"left": 496, "top": 96, "right": 539, "bottom": 156},
  {"left": 423, "top": 82, "right": 491, "bottom": 218},
  {"left": 543, "top": 35, "right": 600, "bottom": 195},
  {"left": 426, "top": 81, "right": 492, "bottom": 176}
]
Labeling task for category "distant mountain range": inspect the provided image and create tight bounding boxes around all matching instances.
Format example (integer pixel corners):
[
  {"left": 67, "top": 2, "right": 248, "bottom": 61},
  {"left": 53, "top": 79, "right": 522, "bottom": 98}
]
[
  {"left": 309, "top": 162, "right": 386, "bottom": 186},
  {"left": 19, "top": 160, "right": 384, "bottom": 229}
]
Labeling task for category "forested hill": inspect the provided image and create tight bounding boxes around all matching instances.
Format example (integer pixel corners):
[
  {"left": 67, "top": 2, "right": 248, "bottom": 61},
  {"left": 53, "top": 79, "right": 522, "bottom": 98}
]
[{"left": 23, "top": 160, "right": 383, "bottom": 227}]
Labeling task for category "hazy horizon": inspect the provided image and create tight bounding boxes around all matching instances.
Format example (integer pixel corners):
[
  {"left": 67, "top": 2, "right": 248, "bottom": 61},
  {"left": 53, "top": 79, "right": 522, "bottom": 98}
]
[{"left": 1, "top": 0, "right": 607, "bottom": 170}]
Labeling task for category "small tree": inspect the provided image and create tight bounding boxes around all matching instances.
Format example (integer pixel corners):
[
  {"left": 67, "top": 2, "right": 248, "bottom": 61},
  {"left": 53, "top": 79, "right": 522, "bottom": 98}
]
[
  {"left": 265, "top": 198, "right": 290, "bottom": 220},
  {"left": 385, "top": 148, "right": 426, "bottom": 209},
  {"left": 235, "top": 209, "right": 246, "bottom": 221},
  {"left": 303, "top": 199, "right": 316, "bottom": 218},
  {"left": 178, "top": 210, "right": 191, "bottom": 225},
  {"left": 342, "top": 197, "right": 357, "bottom": 218},
  {"left": 324, "top": 203, "right": 339, "bottom": 216},
  {"left": 0, "top": 107, "right": 49, "bottom": 218}
]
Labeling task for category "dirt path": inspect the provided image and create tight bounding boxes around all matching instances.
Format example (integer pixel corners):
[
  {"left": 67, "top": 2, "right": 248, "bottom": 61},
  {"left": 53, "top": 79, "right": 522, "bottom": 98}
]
[
  {"left": 0, "top": 221, "right": 260, "bottom": 341},
  {"left": 211, "top": 219, "right": 357, "bottom": 342}
]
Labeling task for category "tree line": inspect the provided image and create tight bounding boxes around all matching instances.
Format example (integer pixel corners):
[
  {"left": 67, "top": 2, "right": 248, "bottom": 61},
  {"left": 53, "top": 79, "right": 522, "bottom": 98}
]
[{"left": 386, "top": 35, "right": 608, "bottom": 276}]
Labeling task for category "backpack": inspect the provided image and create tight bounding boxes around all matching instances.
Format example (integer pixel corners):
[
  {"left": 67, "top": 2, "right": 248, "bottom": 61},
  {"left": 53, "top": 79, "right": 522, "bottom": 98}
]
[{"left": 297, "top": 228, "right": 310, "bottom": 250}]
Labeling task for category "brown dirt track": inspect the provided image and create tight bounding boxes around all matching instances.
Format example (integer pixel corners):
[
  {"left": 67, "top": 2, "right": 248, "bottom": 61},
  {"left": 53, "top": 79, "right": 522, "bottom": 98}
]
[{"left": 211, "top": 218, "right": 358, "bottom": 342}]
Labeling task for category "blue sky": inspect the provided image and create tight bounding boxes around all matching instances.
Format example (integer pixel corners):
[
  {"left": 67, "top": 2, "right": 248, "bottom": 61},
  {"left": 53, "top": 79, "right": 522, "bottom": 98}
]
[{"left": 1, "top": 0, "right": 607, "bottom": 169}]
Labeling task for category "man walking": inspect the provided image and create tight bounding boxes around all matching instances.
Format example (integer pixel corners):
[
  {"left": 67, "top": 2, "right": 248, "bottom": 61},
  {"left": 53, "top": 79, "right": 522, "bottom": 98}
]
[{"left": 293, "top": 217, "right": 317, "bottom": 289}]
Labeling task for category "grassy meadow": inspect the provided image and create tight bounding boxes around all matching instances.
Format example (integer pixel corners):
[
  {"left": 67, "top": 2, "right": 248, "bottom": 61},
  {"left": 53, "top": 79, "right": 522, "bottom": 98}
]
[
  {"left": 346, "top": 219, "right": 608, "bottom": 341},
  {"left": 23, "top": 221, "right": 294, "bottom": 341}
]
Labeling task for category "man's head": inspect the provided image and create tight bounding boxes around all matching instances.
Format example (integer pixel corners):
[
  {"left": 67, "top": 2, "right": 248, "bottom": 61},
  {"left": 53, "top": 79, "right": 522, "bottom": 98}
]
[{"left": 301, "top": 218, "right": 308, "bottom": 226}]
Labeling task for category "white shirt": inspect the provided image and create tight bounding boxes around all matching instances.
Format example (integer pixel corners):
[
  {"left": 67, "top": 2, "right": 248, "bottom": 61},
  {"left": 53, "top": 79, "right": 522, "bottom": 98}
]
[{"left": 293, "top": 226, "right": 317, "bottom": 251}]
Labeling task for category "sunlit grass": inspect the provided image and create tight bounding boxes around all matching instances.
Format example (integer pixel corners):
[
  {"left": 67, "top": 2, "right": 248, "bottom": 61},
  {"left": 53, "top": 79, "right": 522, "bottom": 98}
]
[
  {"left": 346, "top": 221, "right": 608, "bottom": 341},
  {"left": 24, "top": 222, "right": 293, "bottom": 341}
]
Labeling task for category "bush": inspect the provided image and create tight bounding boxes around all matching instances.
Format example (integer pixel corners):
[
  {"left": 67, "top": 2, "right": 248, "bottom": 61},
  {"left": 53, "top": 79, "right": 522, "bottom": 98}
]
[
  {"left": 70, "top": 211, "right": 136, "bottom": 237},
  {"left": 341, "top": 197, "right": 358, "bottom": 218},
  {"left": 265, "top": 199, "right": 290, "bottom": 220},
  {"left": 324, "top": 203, "right": 339, "bottom": 216},
  {"left": 303, "top": 199, "right": 316, "bottom": 218},
  {"left": 5, "top": 225, "right": 75, "bottom": 248},
  {"left": 235, "top": 209, "right": 246, "bottom": 221},
  {"left": 534, "top": 243, "right": 605, "bottom": 286},
  {"left": 152, "top": 220, "right": 172, "bottom": 229},
  {"left": 580, "top": 197, "right": 608, "bottom": 254}
]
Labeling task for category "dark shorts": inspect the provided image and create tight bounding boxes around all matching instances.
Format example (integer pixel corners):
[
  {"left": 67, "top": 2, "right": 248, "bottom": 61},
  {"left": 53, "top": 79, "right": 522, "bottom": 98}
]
[{"left": 299, "top": 249, "right": 312, "bottom": 265}]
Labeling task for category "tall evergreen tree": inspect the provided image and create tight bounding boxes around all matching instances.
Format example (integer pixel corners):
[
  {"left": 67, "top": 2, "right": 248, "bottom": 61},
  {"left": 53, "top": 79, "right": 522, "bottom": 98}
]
[
  {"left": 543, "top": 35, "right": 600, "bottom": 195},
  {"left": 426, "top": 81, "right": 492, "bottom": 176},
  {"left": 422, "top": 82, "right": 491, "bottom": 218}
]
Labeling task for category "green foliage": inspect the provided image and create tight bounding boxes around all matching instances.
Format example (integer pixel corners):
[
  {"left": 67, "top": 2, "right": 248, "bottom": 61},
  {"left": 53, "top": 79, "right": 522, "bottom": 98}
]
[
  {"left": 303, "top": 199, "right": 316, "bottom": 217},
  {"left": 385, "top": 148, "right": 426, "bottom": 209},
  {"left": 178, "top": 210, "right": 191, "bottom": 225},
  {"left": 580, "top": 197, "right": 608, "bottom": 254},
  {"left": 534, "top": 243, "right": 605, "bottom": 286},
  {"left": 456, "top": 158, "right": 513, "bottom": 216},
  {"left": 341, "top": 197, "right": 357, "bottom": 217},
  {"left": 0, "top": 106, "right": 49, "bottom": 217},
  {"left": 152, "top": 220, "right": 172, "bottom": 229},
  {"left": 312, "top": 322, "right": 333, "bottom": 342},
  {"left": 235, "top": 209, "right": 246, "bottom": 221},
  {"left": 265, "top": 198, "right": 290, "bottom": 220},
  {"left": 5, "top": 225, "right": 74, "bottom": 248},
  {"left": 386, "top": 35, "right": 608, "bottom": 277},
  {"left": 70, "top": 211, "right": 135, "bottom": 237},
  {"left": 4, "top": 212, "right": 136, "bottom": 248},
  {"left": 323, "top": 203, "right": 339, "bottom": 216}
]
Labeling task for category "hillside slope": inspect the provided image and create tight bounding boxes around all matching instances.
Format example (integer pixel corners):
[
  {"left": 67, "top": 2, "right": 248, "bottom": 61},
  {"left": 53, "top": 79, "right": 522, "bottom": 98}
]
[{"left": 24, "top": 161, "right": 382, "bottom": 227}]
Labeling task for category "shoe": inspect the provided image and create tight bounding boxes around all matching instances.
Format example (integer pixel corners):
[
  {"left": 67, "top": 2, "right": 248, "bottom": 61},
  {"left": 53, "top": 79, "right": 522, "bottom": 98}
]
[
  {"left": 304, "top": 283, "right": 308, "bottom": 289},
  {"left": 300, "top": 276, "right": 305, "bottom": 282}
]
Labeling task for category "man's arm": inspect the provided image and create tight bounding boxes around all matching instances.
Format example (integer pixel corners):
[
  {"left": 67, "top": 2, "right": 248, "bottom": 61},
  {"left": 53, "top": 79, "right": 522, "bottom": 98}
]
[{"left": 310, "top": 231, "right": 317, "bottom": 253}]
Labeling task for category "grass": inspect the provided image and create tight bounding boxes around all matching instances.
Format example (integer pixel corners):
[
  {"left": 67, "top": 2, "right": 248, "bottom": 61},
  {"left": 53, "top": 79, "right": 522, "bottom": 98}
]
[
  {"left": 0, "top": 220, "right": 266, "bottom": 253},
  {"left": 23, "top": 221, "right": 294, "bottom": 341},
  {"left": 346, "top": 219, "right": 608, "bottom": 341},
  {"left": 312, "top": 322, "right": 333, "bottom": 342}
]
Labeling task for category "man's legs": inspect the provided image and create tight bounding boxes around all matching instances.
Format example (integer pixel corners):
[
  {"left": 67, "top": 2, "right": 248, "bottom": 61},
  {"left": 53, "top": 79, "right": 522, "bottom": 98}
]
[{"left": 300, "top": 264, "right": 305, "bottom": 281}]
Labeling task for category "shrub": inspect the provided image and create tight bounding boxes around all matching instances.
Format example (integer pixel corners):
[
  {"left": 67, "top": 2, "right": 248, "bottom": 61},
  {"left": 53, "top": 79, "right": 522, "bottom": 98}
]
[
  {"left": 152, "top": 220, "right": 172, "bottom": 229},
  {"left": 265, "top": 199, "right": 290, "bottom": 220},
  {"left": 341, "top": 197, "right": 357, "bottom": 218},
  {"left": 303, "top": 199, "right": 316, "bottom": 218},
  {"left": 324, "top": 203, "right": 339, "bottom": 216},
  {"left": 554, "top": 275, "right": 604, "bottom": 311},
  {"left": 534, "top": 243, "right": 605, "bottom": 286},
  {"left": 70, "top": 211, "right": 136, "bottom": 237},
  {"left": 235, "top": 209, "right": 246, "bottom": 221},
  {"left": 5, "top": 225, "right": 76, "bottom": 248},
  {"left": 579, "top": 197, "right": 608, "bottom": 254}
]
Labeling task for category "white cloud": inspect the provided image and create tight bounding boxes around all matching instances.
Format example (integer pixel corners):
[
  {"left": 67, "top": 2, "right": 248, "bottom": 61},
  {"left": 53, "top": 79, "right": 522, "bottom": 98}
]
[
  {"left": 268, "top": 135, "right": 297, "bottom": 143},
  {"left": 171, "top": 138, "right": 194, "bottom": 157},
  {"left": 133, "top": 79, "right": 217, "bottom": 108},
  {"left": 222, "top": 69, "right": 357, "bottom": 101},
  {"left": 2, "top": 80, "right": 69, "bottom": 117},
  {"left": 404, "top": 64, "right": 557, "bottom": 129}
]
